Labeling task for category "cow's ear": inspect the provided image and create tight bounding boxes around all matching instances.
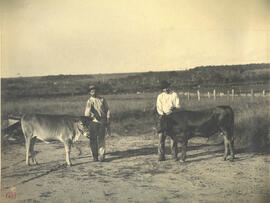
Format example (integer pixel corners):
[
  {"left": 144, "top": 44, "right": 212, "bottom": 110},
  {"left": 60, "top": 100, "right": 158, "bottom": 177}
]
[
  {"left": 80, "top": 116, "right": 87, "bottom": 124},
  {"left": 75, "top": 121, "right": 83, "bottom": 131}
]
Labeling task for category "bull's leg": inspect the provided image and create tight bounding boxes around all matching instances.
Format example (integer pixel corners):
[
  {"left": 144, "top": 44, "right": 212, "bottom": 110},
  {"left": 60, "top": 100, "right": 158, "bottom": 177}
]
[
  {"left": 180, "top": 139, "right": 188, "bottom": 162},
  {"left": 158, "top": 132, "right": 166, "bottom": 161},
  {"left": 97, "top": 125, "right": 106, "bottom": 162},
  {"left": 170, "top": 135, "right": 178, "bottom": 161},
  {"left": 25, "top": 136, "right": 31, "bottom": 166},
  {"left": 228, "top": 127, "right": 235, "bottom": 160},
  {"left": 30, "top": 137, "right": 38, "bottom": 165},
  {"left": 89, "top": 133, "right": 98, "bottom": 161},
  {"left": 64, "top": 140, "right": 72, "bottom": 166},
  {"left": 223, "top": 133, "right": 230, "bottom": 161},
  {"left": 229, "top": 138, "right": 235, "bottom": 160}
]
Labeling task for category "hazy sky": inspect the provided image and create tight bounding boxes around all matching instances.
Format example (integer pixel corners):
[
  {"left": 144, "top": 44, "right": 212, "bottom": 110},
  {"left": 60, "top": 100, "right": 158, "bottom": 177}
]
[{"left": 1, "top": 0, "right": 270, "bottom": 77}]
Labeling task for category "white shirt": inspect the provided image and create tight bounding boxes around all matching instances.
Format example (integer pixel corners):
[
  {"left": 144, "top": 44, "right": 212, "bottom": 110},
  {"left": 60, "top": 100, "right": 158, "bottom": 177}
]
[{"left": 156, "top": 91, "right": 180, "bottom": 115}]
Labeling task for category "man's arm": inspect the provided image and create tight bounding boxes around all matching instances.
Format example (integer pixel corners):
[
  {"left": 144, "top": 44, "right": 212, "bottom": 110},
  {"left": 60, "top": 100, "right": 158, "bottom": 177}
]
[
  {"left": 103, "top": 99, "right": 110, "bottom": 122},
  {"left": 173, "top": 92, "right": 180, "bottom": 109},
  {"left": 103, "top": 99, "right": 111, "bottom": 136},
  {"left": 84, "top": 100, "right": 91, "bottom": 116},
  {"left": 156, "top": 94, "right": 164, "bottom": 115},
  {"left": 85, "top": 99, "right": 95, "bottom": 118}
]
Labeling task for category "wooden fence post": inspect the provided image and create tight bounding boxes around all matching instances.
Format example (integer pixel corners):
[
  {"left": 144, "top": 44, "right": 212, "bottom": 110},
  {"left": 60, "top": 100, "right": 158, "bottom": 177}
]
[
  {"left": 208, "top": 92, "right": 210, "bottom": 99},
  {"left": 213, "top": 89, "right": 216, "bottom": 101},
  {"left": 187, "top": 92, "right": 190, "bottom": 101},
  {"left": 251, "top": 89, "right": 254, "bottom": 101},
  {"left": 197, "top": 90, "right": 200, "bottom": 101},
  {"left": 263, "top": 90, "right": 265, "bottom": 97},
  {"left": 232, "top": 89, "right": 234, "bottom": 100}
]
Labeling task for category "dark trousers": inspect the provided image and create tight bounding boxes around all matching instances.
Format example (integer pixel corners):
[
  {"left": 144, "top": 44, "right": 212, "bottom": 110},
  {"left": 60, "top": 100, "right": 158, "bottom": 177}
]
[{"left": 89, "top": 123, "right": 106, "bottom": 161}]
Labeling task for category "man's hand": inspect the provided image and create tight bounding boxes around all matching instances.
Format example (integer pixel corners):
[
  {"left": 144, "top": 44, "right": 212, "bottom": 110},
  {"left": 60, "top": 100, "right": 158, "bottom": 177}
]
[
  {"left": 170, "top": 107, "right": 176, "bottom": 112},
  {"left": 90, "top": 112, "right": 95, "bottom": 118}
]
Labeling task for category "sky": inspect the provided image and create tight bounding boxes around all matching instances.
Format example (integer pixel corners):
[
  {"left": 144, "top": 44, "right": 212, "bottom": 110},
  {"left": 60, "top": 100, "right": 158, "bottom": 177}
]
[{"left": 1, "top": 0, "right": 270, "bottom": 77}]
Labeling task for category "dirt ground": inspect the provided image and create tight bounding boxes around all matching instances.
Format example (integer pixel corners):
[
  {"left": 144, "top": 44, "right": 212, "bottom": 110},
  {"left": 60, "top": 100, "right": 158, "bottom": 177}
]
[{"left": 1, "top": 133, "right": 270, "bottom": 203}]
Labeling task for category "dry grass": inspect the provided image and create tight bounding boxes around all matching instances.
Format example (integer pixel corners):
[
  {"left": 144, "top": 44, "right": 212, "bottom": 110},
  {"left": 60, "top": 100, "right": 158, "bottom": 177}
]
[{"left": 2, "top": 93, "right": 270, "bottom": 151}]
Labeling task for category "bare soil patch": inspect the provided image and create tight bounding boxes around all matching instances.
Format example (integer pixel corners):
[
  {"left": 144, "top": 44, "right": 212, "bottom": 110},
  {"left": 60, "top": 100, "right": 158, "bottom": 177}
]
[{"left": 1, "top": 133, "right": 269, "bottom": 202}]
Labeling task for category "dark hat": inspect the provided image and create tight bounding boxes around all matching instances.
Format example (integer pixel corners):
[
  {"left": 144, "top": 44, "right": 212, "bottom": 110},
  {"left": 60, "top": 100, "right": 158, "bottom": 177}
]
[
  {"left": 89, "top": 85, "right": 96, "bottom": 90},
  {"left": 160, "top": 80, "right": 170, "bottom": 89}
]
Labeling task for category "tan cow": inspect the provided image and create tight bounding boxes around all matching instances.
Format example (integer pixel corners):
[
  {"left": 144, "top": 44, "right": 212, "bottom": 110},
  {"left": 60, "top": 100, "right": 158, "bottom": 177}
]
[{"left": 21, "top": 114, "right": 99, "bottom": 167}]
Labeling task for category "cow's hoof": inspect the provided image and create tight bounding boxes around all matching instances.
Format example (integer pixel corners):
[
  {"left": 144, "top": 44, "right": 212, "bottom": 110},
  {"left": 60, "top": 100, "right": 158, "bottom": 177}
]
[
  {"left": 99, "top": 155, "right": 105, "bottom": 162},
  {"left": 99, "top": 158, "right": 105, "bottom": 162},
  {"left": 158, "top": 157, "right": 165, "bottom": 161},
  {"left": 173, "top": 157, "right": 179, "bottom": 161},
  {"left": 228, "top": 156, "right": 235, "bottom": 162}
]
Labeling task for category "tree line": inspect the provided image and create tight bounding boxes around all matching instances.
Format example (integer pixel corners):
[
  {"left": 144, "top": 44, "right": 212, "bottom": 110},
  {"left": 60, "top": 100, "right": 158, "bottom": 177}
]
[{"left": 2, "top": 63, "right": 269, "bottom": 99}]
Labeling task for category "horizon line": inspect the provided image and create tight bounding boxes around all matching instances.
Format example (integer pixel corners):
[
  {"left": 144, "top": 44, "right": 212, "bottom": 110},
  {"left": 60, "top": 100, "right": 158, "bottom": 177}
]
[{"left": 2, "top": 62, "right": 269, "bottom": 79}]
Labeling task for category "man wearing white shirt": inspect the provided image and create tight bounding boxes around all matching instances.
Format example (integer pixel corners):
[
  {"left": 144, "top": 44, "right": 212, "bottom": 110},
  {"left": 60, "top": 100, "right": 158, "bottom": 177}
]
[{"left": 156, "top": 80, "right": 180, "bottom": 161}]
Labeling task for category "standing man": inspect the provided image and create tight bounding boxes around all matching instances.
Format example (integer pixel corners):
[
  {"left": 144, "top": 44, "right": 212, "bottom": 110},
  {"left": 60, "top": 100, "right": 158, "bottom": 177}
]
[
  {"left": 85, "top": 85, "right": 110, "bottom": 162},
  {"left": 156, "top": 80, "right": 180, "bottom": 161}
]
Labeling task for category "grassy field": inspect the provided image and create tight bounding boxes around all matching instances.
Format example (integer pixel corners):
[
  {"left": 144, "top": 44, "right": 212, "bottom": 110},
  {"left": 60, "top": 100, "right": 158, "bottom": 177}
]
[
  {"left": 2, "top": 92, "right": 270, "bottom": 151},
  {"left": 1, "top": 92, "right": 269, "bottom": 202}
]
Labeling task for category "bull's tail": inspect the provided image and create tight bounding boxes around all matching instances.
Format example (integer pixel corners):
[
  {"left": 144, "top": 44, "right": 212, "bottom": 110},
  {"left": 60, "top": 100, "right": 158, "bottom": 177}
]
[{"left": 217, "top": 105, "right": 234, "bottom": 136}]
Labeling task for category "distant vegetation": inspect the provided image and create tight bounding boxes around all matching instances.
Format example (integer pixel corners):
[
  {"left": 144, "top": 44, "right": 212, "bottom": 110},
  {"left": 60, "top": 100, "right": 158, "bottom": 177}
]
[{"left": 2, "top": 63, "right": 270, "bottom": 99}]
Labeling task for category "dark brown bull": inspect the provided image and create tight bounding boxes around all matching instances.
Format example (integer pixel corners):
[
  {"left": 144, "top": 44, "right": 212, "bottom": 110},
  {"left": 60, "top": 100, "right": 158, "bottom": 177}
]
[
  {"left": 155, "top": 106, "right": 235, "bottom": 162},
  {"left": 21, "top": 114, "right": 99, "bottom": 166}
]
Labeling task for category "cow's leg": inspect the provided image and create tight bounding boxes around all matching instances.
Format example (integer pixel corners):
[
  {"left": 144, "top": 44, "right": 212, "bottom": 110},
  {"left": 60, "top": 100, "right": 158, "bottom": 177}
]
[
  {"left": 230, "top": 138, "right": 235, "bottom": 160},
  {"left": 180, "top": 139, "right": 188, "bottom": 162},
  {"left": 223, "top": 132, "right": 230, "bottom": 161},
  {"left": 158, "top": 132, "right": 166, "bottom": 161},
  {"left": 228, "top": 128, "right": 235, "bottom": 160},
  {"left": 97, "top": 125, "right": 106, "bottom": 162},
  {"left": 24, "top": 135, "right": 32, "bottom": 166},
  {"left": 170, "top": 135, "right": 178, "bottom": 161},
  {"left": 89, "top": 133, "right": 98, "bottom": 162},
  {"left": 64, "top": 140, "right": 72, "bottom": 166},
  {"left": 30, "top": 137, "right": 38, "bottom": 165},
  {"left": 75, "top": 145, "right": 82, "bottom": 156}
]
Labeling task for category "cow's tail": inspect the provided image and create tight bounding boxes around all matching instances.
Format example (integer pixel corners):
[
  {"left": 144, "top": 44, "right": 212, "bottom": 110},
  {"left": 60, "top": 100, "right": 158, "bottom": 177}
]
[
  {"left": 220, "top": 106, "right": 235, "bottom": 141},
  {"left": 2, "top": 115, "right": 22, "bottom": 136},
  {"left": 217, "top": 105, "right": 234, "bottom": 134}
]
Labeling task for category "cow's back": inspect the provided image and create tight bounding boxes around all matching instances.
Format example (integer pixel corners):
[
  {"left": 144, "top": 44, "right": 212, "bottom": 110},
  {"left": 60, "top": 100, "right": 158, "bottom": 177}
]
[
  {"left": 21, "top": 114, "right": 77, "bottom": 141},
  {"left": 168, "top": 106, "right": 234, "bottom": 138}
]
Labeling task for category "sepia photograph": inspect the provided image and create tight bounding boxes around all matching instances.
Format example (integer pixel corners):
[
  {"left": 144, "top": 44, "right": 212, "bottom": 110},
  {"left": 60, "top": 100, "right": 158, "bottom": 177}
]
[{"left": 1, "top": 0, "right": 270, "bottom": 202}]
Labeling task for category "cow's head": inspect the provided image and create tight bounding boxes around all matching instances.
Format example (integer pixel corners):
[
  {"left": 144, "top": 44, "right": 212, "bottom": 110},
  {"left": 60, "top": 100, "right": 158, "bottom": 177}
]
[{"left": 73, "top": 117, "right": 93, "bottom": 142}]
